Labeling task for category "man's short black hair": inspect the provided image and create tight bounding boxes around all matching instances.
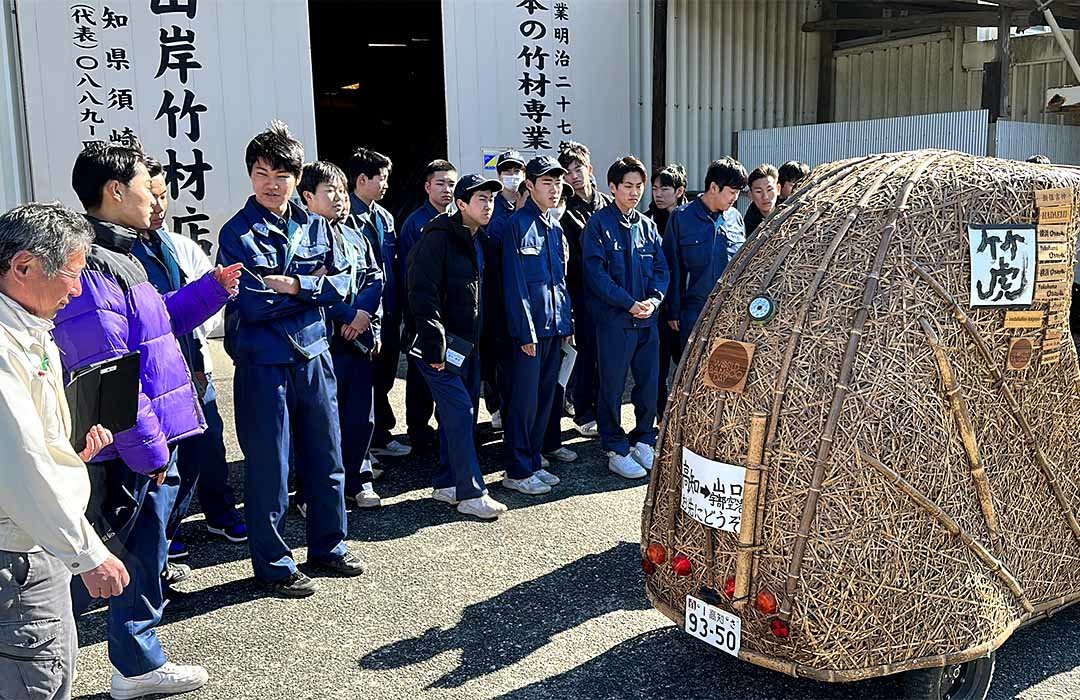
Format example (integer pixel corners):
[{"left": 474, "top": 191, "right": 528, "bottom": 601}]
[
  {"left": 1027, "top": 154, "right": 1051, "bottom": 164},
  {"left": 607, "top": 155, "right": 648, "bottom": 187},
  {"left": 144, "top": 156, "right": 164, "bottom": 179},
  {"left": 245, "top": 120, "right": 304, "bottom": 178},
  {"left": 777, "top": 160, "right": 811, "bottom": 187},
  {"left": 704, "top": 158, "right": 748, "bottom": 192},
  {"left": 423, "top": 159, "right": 457, "bottom": 182},
  {"left": 558, "top": 141, "right": 592, "bottom": 169},
  {"left": 71, "top": 141, "right": 147, "bottom": 210},
  {"left": 653, "top": 163, "right": 687, "bottom": 190},
  {"left": 347, "top": 148, "right": 393, "bottom": 190},
  {"left": 748, "top": 163, "right": 778, "bottom": 187},
  {"left": 298, "top": 161, "right": 347, "bottom": 200}
]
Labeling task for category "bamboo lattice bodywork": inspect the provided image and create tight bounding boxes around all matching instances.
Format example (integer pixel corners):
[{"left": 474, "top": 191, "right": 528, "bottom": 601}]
[{"left": 641, "top": 150, "right": 1080, "bottom": 682}]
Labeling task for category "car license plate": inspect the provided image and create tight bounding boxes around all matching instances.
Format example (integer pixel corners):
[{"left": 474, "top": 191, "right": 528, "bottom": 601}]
[{"left": 685, "top": 594, "right": 741, "bottom": 657}]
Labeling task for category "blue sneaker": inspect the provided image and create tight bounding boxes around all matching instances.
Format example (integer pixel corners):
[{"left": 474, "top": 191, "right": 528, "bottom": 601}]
[
  {"left": 206, "top": 519, "right": 247, "bottom": 543},
  {"left": 167, "top": 538, "right": 189, "bottom": 561}
]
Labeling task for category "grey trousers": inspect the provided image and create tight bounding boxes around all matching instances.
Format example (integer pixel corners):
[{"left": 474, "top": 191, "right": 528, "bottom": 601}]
[{"left": 0, "top": 550, "right": 75, "bottom": 700}]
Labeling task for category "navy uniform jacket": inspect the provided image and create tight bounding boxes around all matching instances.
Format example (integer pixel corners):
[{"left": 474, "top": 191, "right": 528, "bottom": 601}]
[
  {"left": 347, "top": 192, "right": 399, "bottom": 320},
  {"left": 399, "top": 200, "right": 442, "bottom": 268},
  {"left": 326, "top": 219, "right": 383, "bottom": 352},
  {"left": 216, "top": 196, "right": 350, "bottom": 365},
  {"left": 582, "top": 202, "right": 670, "bottom": 329},
  {"left": 481, "top": 195, "right": 517, "bottom": 339},
  {"left": 660, "top": 197, "right": 745, "bottom": 323},
  {"left": 502, "top": 198, "right": 573, "bottom": 346}
]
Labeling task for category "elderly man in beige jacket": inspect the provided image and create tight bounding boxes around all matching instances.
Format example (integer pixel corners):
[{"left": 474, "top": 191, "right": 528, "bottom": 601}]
[{"left": 0, "top": 202, "right": 129, "bottom": 700}]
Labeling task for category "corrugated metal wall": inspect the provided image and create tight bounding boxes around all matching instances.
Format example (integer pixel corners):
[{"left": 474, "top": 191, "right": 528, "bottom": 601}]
[
  {"left": 628, "top": 0, "right": 653, "bottom": 175},
  {"left": 736, "top": 109, "right": 990, "bottom": 169},
  {"left": 665, "top": 0, "right": 822, "bottom": 188},
  {"left": 834, "top": 29, "right": 1080, "bottom": 126},
  {"left": 996, "top": 120, "right": 1080, "bottom": 164}
]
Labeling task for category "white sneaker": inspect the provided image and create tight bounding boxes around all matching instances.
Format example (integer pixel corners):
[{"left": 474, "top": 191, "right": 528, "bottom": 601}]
[
  {"left": 501, "top": 474, "right": 552, "bottom": 495},
  {"left": 534, "top": 468, "right": 561, "bottom": 486},
  {"left": 544, "top": 447, "right": 579, "bottom": 463},
  {"left": 431, "top": 487, "right": 458, "bottom": 505},
  {"left": 456, "top": 494, "right": 507, "bottom": 519},
  {"left": 630, "top": 443, "right": 655, "bottom": 471},
  {"left": 354, "top": 485, "right": 382, "bottom": 508},
  {"left": 574, "top": 420, "right": 599, "bottom": 437},
  {"left": 296, "top": 501, "right": 307, "bottom": 519},
  {"left": 370, "top": 439, "right": 411, "bottom": 458},
  {"left": 491, "top": 410, "right": 502, "bottom": 431},
  {"left": 540, "top": 454, "right": 550, "bottom": 469},
  {"left": 607, "top": 451, "right": 647, "bottom": 479},
  {"left": 110, "top": 662, "right": 209, "bottom": 700}
]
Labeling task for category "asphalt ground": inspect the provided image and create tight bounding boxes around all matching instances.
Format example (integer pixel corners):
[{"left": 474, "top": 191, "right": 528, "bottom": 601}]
[{"left": 71, "top": 342, "right": 1080, "bottom": 700}]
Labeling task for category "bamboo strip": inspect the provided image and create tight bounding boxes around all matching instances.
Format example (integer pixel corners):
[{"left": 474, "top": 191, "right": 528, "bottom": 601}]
[
  {"left": 734, "top": 412, "right": 768, "bottom": 610},
  {"left": 919, "top": 317, "right": 999, "bottom": 537},
  {"left": 912, "top": 262, "right": 1080, "bottom": 546},
  {"left": 859, "top": 450, "right": 1033, "bottom": 613}
]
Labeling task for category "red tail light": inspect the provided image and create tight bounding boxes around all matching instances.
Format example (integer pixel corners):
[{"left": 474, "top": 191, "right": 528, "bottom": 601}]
[
  {"left": 770, "top": 619, "right": 790, "bottom": 638},
  {"left": 755, "top": 590, "right": 778, "bottom": 615},
  {"left": 641, "top": 558, "right": 656, "bottom": 575},
  {"left": 723, "top": 576, "right": 736, "bottom": 599},
  {"left": 671, "top": 554, "right": 692, "bottom": 576},
  {"left": 646, "top": 543, "right": 667, "bottom": 565}
]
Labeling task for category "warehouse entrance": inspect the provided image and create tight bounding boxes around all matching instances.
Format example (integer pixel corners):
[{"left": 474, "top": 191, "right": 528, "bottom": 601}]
[{"left": 308, "top": 0, "right": 446, "bottom": 221}]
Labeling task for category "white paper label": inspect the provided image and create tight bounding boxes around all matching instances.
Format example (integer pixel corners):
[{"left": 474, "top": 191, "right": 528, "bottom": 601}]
[
  {"left": 446, "top": 349, "right": 466, "bottom": 367},
  {"left": 968, "top": 224, "right": 1036, "bottom": 307},
  {"left": 680, "top": 448, "right": 745, "bottom": 533}
]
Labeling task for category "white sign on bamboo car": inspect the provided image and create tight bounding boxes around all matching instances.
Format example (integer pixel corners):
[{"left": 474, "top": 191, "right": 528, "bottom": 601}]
[
  {"left": 680, "top": 448, "right": 745, "bottom": 533},
  {"left": 967, "top": 225, "right": 1037, "bottom": 307}
]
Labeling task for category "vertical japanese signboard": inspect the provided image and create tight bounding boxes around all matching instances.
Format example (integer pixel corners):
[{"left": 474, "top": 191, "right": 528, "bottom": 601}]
[
  {"left": 442, "top": 0, "right": 631, "bottom": 181},
  {"left": 17, "top": 0, "right": 317, "bottom": 254}
]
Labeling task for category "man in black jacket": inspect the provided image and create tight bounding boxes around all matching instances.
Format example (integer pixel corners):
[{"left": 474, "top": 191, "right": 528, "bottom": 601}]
[{"left": 407, "top": 175, "right": 507, "bottom": 520}]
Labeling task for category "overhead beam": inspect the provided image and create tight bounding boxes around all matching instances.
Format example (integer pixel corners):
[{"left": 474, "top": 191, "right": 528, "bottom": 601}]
[{"left": 804, "top": 10, "right": 1037, "bottom": 32}]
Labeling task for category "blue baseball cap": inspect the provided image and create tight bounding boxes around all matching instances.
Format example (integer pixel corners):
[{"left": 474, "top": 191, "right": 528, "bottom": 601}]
[
  {"left": 526, "top": 156, "right": 567, "bottom": 180},
  {"left": 454, "top": 174, "right": 502, "bottom": 202},
  {"left": 496, "top": 150, "right": 526, "bottom": 170}
]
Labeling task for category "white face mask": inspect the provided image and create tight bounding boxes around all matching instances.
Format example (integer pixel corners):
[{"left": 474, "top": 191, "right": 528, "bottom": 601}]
[{"left": 501, "top": 173, "right": 524, "bottom": 191}]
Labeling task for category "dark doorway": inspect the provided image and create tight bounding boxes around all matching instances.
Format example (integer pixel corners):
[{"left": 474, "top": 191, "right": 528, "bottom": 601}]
[{"left": 308, "top": 0, "right": 445, "bottom": 222}]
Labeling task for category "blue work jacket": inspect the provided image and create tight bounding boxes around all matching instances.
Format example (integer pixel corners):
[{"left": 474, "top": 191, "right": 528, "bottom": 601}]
[
  {"left": 660, "top": 196, "right": 745, "bottom": 323},
  {"left": 399, "top": 200, "right": 443, "bottom": 267},
  {"left": 582, "top": 202, "right": 670, "bottom": 329},
  {"left": 347, "top": 193, "right": 399, "bottom": 319},
  {"left": 326, "top": 219, "right": 384, "bottom": 351},
  {"left": 502, "top": 198, "right": 573, "bottom": 346},
  {"left": 216, "top": 196, "right": 349, "bottom": 365}
]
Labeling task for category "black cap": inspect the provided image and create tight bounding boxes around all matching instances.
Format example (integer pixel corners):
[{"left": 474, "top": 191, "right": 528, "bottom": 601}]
[
  {"left": 526, "top": 155, "right": 567, "bottom": 180},
  {"left": 454, "top": 174, "right": 503, "bottom": 202},
  {"left": 496, "top": 150, "right": 526, "bottom": 170}
]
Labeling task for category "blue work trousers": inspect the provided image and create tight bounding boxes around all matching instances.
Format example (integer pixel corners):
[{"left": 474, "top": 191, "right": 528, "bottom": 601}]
[
  {"left": 233, "top": 354, "right": 347, "bottom": 581},
  {"left": 504, "top": 336, "right": 561, "bottom": 478},
  {"left": 595, "top": 324, "right": 660, "bottom": 455},
  {"left": 415, "top": 353, "right": 486, "bottom": 501},
  {"left": 73, "top": 452, "right": 179, "bottom": 677}
]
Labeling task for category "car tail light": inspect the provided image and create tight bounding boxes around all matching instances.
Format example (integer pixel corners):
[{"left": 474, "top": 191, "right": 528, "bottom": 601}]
[
  {"left": 641, "top": 558, "right": 655, "bottom": 575},
  {"left": 755, "top": 590, "right": 778, "bottom": 615},
  {"left": 770, "top": 619, "right": 790, "bottom": 639},
  {"left": 723, "top": 576, "right": 736, "bottom": 599},
  {"left": 671, "top": 554, "right": 692, "bottom": 576},
  {"left": 646, "top": 543, "right": 667, "bottom": 565}
]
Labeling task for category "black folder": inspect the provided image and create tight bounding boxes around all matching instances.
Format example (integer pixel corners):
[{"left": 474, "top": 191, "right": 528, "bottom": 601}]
[
  {"left": 407, "top": 333, "right": 474, "bottom": 375},
  {"left": 65, "top": 352, "right": 140, "bottom": 454}
]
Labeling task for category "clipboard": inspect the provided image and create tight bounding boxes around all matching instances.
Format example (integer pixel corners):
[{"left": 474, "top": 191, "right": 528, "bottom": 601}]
[
  {"left": 558, "top": 339, "right": 577, "bottom": 388},
  {"left": 65, "top": 352, "right": 140, "bottom": 454}
]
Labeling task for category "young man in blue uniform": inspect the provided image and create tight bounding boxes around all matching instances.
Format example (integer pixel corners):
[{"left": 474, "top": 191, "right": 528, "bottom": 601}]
[
  {"left": 217, "top": 122, "right": 365, "bottom": 597},
  {"left": 399, "top": 160, "right": 457, "bottom": 452},
  {"left": 501, "top": 156, "right": 574, "bottom": 495},
  {"left": 558, "top": 142, "right": 611, "bottom": 440},
  {"left": 661, "top": 157, "right": 747, "bottom": 350},
  {"left": 647, "top": 164, "right": 689, "bottom": 416},
  {"left": 479, "top": 150, "right": 526, "bottom": 429},
  {"left": 346, "top": 148, "right": 411, "bottom": 459},
  {"left": 299, "top": 161, "right": 384, "bottom": 509},
  {"left": 582, "top": 156, "right": 670, "bottom": 480},
  {"left": 407, "top": 175, "right": 507, "bottom": 520}
]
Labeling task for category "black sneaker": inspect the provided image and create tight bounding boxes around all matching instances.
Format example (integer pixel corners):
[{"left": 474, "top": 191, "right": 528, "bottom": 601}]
[
  {"left": 262, "top": 571, "right": 318, "bottom": 598},
  {"left": 163, "top": 562, "right": 192, "bottom": 586},
  {"left": 309, "top": 551, "right": 366, "bottom": 577}
]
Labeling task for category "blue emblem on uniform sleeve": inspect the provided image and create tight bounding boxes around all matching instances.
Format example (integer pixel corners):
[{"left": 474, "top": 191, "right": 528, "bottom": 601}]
[{"left": 253, "top": 222, "right": 269, "bottom": 235}]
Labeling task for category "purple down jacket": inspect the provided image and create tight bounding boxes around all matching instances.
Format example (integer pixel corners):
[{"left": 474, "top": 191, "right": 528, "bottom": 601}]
[{"left": 52, "top": 216, "right": 230, "bottom": 475}]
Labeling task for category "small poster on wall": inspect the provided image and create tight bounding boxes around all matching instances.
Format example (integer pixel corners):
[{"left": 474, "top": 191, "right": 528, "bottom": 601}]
[{"left": 968, "top": 224, "right": 1036, "bottom": 307}]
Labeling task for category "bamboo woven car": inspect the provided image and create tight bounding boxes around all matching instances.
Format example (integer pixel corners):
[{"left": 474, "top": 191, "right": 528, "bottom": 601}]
[{"left": 641, "top": 150, "right": 1080, "bottom": 696}]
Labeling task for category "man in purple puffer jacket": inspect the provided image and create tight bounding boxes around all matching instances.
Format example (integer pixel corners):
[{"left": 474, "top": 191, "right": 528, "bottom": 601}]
[{"left": 54, "top": 142, "right": 240, "bottom": 700}]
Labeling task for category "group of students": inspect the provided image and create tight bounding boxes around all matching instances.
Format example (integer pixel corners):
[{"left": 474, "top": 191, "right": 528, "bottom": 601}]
[{"left": 0, "top": 115, "right": 811, "bottom": 699}]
